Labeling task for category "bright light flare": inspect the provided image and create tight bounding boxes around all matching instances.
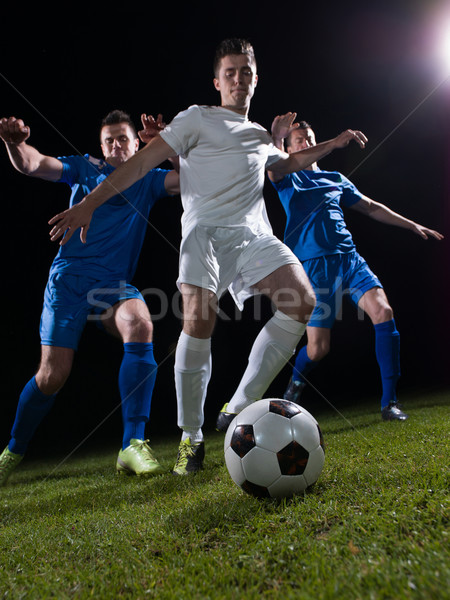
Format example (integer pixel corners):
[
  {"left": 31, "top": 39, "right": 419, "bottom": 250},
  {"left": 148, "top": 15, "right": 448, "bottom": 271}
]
[{"left": 436, "top": 21, "right": 450, "bottom": 79}]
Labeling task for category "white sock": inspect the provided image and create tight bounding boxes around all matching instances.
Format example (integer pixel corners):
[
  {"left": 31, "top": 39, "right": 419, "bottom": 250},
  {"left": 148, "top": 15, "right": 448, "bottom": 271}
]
[
  {"left": 174, "top": 331, "right": 211, "bottom": 440},
  {"left": 181, "top": 429, "right": 203, "bottom": 444},
  {"left": 227, "top": 311, "right": 306, "bottom": 414}
]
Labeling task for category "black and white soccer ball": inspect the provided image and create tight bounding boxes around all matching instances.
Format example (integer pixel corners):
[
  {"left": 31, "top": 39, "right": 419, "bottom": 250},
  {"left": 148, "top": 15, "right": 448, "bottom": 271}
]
[{"left": 224, "top": 398, "right": 325, "bottom": 498}]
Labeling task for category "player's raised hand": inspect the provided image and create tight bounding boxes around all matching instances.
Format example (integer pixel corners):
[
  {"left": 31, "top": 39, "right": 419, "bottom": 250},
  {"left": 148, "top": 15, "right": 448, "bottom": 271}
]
[
  {"left": 333, "top": 129, "right": 368, "bottom": 149},
  {"left": 0, "top": 117, "right": 30, "bottom": 144},
  {"left": 138, "top": 113, "right": 166, "bottom": 144},
  {"left": 271, "top": 112, "right": 300, "bottom": 144},
  {"left": 411, "top": 223, "right": 444, "bottom": 241},
  {"left": 48, "top": 199, "right": 94, "bottom": 245}
]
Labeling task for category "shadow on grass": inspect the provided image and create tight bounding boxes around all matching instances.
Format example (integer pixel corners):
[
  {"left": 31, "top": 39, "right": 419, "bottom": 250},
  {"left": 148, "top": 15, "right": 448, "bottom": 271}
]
[
  {"left": 2, "top": 388, "right": 447, "bottom": 527},
  {"left": 0, "top": 436, "right": 228, "bottom": 525},
  {"left": 0, "top": 446, "right": 322, "bottom": 530}
]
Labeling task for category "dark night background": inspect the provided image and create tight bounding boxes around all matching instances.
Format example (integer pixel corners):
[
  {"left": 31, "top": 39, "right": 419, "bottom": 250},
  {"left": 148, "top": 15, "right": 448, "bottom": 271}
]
[{"left": 1, "top": 0, "right": 449, "bottom": 454}]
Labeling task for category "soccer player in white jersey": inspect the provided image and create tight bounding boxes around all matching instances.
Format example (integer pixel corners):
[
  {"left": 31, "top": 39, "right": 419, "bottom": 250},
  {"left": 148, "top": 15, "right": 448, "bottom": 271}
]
[{"left": 48, "top": 39, "right": 368, "bottom": 474}]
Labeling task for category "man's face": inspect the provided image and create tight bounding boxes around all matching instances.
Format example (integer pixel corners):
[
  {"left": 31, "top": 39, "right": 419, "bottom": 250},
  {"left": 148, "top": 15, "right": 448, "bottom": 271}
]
[
  {"left": 287, "top": 128, "right": 316, "bottom": 153},
  {"left": 213, "top": 53, "right": 258, "bottom": 114},
  {"left": 100, "top": 123, "right": 139, "bottom": 167}
]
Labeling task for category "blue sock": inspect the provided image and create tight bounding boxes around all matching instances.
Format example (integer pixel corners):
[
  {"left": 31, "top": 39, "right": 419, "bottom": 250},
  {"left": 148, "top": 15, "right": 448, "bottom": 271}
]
[
  {"left": 119, "top": 342, "right": 158, "bottom": 450},
  {"left": 374, "top": 319, "right": 401, "bottom": 409},
  {"left": 292, "top": 346, "right": 317, "bottom": 383},
  {"left": 9, "top": 376, "right": 57, "bottom": 455}
]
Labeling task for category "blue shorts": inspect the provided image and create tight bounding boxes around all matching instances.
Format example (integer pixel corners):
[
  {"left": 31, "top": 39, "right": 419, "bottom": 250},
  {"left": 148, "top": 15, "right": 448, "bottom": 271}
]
[
  {"left": 39, "top": 272, "right": 144, "bottom": 350},
  {"left": 302, "top": 251, "right": 382, "bottom": 328}
]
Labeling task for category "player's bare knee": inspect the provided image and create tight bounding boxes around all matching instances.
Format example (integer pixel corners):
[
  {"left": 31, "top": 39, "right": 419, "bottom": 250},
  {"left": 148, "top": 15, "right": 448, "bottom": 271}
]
[
  {"left": 296, "top": 287, "right": 316, "bottom": 323},
  {"left": 382, "top": 305, "right": 394, "bottom": 322},
  {"left": 305, "top": 287, "right": 316, "bottom": 312},
  {"left": 36, "top": 346, "right": 74, "bottom": 394},
  {"left": 307, "top": 342, "right": 329, "bottom": 362},
  {"left": 35, "top": 367, "right": 70, "bottom": 395},
  {"left": 270, "top": 281, "right": 316, "bottom": 323},
  {"left": 180, "top": 286, "right": 217, "bottom": 337},
  {"left": 125, "top": 317, "right": 154, "bottom": 343},
  {"left": 372, "top": 304, "right": 394, "bottom": 325},
  {"left": 182, "top": 316, "right": 215, "bottom": 339}
]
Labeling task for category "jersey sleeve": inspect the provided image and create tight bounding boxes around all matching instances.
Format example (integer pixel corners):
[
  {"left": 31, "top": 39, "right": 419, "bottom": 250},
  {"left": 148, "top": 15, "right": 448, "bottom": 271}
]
[
  {"left": 339, "top": 173, "right": 364, "bottom": 207},
  {"left": 144, "top": 168, "right": 171, "bottom": 202},
  {"left": 57, "top": 155, "right": 84, "bottom": 186},
  {"left": 265, "top": 139, "right": 289, "bottom": 168},
  {"left": 56, "top": 154, "right": 108, "bottom": 186},
  {"left": 270, "top": 173, "right": 292, "bottom": 191},
  {"left": 160, "top": 105, "right": 201, "bottom": 156}
]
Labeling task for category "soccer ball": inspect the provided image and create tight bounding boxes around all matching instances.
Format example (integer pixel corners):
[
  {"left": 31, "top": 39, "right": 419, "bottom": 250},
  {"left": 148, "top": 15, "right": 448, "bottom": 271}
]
[{"left": 224, "top": 398, "right": 325, "bottom": 499}]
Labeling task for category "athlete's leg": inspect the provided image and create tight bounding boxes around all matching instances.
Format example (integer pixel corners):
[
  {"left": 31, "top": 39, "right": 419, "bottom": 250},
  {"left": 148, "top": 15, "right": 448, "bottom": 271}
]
[
  {"left": 303, "top": 326, "right": 331, "bottom": 361},
  {"left": 358, "top": 286, "right": 393, "bottom": 325},
  {"left": 102, "top": 298, "right": 158, "bottom": 449},
  {"left": 256, "top": 263, "right": 315, "bottom": 322},
  {"left": 174, "top": 285, "right": 217, "bottom": 443},
  {"left": 9, "top": 345, "right": 74, "bottom": 455},
  {"left": 358, "top": 287, "right": 401, "bottom": 408},
  {"left": 283, "top": 326, "right": 332, "bottom": 403},
  {"left": 227, "top": 264, "right": 316, "bottom": 414},
  {"left": 102, "top": 297, "right": 154, "bottom": 343},
  {"left": 8, "top": 269, "right": 88, "bottom": 459},
  {"left": 293, "top": 326, "right": 331, "bottom": 379},
  {"left": 284, "top": 326, "right": 331, "bottom": 402}
]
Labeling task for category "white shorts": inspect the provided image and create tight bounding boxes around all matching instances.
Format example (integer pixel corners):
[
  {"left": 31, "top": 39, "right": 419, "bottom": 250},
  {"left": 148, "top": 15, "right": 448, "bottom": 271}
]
[{"left": 177, "top": 225, "right": 300, "bottom": 310}]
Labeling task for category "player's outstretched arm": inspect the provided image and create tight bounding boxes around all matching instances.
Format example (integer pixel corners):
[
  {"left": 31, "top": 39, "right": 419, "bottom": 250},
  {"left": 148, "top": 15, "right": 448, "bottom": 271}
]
[
  {"left": 269, "top": 129, "right": 367, "bottom": 179},
  {"left": 49, "top": 135, "right": 176, "bottom": 245},
  {"left": 0, "top": 117, "right": 62, "bottom": 181},
  {"left": 351, "top": 196, "right": 444, "bottom": 240}
]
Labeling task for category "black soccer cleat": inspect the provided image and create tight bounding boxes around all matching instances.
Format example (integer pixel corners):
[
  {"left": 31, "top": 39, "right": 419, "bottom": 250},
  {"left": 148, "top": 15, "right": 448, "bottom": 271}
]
[
  {"left": 172, "top": 438, "right": 205, "bottom": 475},
  {"left": 216, "top": 403, "right": 237, "bottom": 432},
  {"left": 283, "top": 377, "right": 306, "bottom": 405},
  {"left": 381, "top": 402, "right": 408, "bottom": 421}
]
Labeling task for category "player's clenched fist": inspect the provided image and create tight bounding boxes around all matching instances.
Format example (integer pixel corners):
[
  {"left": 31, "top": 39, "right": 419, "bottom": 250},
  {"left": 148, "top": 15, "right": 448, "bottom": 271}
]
[{"left": 0, "top": 117, "right": 30, "bottom": 144}]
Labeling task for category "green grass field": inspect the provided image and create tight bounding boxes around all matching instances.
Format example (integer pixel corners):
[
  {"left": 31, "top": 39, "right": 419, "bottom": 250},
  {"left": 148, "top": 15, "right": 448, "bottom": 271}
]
[{"left": 1, "top": 389, "right": 448, "bottom": 599}]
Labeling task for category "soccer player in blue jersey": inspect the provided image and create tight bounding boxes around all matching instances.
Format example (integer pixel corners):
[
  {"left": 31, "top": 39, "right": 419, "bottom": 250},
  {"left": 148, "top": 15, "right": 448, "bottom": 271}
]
[
  {"left": 268, "top": 115, "right": 443, "bottom": 420},
  {"left": 0, "top": 110, "right": 179, "bottom": 486}
]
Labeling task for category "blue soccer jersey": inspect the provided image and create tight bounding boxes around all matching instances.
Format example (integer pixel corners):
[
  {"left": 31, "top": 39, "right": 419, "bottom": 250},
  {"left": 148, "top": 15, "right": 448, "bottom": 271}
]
[
  {"left": 49, "top": 154, "right": 170, "bottom": 281},
  {"left": 271, "top": 169, "right": 363, "bottom": 261}
]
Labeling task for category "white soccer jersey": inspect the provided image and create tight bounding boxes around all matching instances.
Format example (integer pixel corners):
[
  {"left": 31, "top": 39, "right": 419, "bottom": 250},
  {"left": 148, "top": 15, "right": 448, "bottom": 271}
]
[{"left": 160, "top": 105, "right": 288, "bottom": 236}]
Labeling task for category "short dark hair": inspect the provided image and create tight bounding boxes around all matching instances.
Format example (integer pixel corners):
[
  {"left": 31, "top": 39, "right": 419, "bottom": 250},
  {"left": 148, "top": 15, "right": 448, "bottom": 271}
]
[
  {"left": 100, "top": 110, "right": 137, "bottom": 139},
  {"left": 286, "top": 120, "right": 313, "bottom": 147},
  {"left": 213, "top": 38, "right": 256, "bottom": 76}
]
